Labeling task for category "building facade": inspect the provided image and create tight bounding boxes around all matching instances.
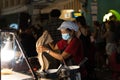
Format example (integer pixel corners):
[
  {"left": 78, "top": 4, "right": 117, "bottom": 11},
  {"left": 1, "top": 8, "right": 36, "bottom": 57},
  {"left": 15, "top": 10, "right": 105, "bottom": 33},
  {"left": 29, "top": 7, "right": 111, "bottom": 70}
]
[{"left": 0, "top": 0, "right": 29, "bottom": 15}]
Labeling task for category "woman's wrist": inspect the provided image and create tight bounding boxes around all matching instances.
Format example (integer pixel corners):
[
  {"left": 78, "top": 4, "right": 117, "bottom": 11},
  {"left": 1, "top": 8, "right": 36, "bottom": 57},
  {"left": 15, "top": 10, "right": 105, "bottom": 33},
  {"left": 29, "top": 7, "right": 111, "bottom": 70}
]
[{"left": 46, "top": 49, "right": 50, "bottom": 53}]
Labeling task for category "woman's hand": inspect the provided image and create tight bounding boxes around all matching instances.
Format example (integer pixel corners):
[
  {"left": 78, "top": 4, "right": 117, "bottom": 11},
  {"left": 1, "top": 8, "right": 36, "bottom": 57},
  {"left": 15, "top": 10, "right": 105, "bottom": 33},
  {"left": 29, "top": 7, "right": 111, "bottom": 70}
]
[
  {"left": 36, "top": 46, "right": 43, "bottom": 53},
  {"left": 36, "top": 46, "right": 49, "bottom": 53}
]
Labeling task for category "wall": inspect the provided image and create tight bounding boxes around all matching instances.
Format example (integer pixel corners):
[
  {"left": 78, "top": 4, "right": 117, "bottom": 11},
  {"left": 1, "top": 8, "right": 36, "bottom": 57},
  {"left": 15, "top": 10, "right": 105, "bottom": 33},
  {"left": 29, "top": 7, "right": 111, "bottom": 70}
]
[
  {"left": 83, "top": 0, "right": 120, "bottom": 31},
  {"left": 97, "top": 0, "right": 120, "bottom": 22}
]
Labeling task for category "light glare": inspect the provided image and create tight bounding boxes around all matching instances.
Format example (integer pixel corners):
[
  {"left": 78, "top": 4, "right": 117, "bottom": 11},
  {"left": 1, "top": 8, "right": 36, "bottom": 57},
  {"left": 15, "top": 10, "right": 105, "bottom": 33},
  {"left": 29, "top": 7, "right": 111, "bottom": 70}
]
[{"left": 1, "top": 50, "right": 15, "bottom": 62}]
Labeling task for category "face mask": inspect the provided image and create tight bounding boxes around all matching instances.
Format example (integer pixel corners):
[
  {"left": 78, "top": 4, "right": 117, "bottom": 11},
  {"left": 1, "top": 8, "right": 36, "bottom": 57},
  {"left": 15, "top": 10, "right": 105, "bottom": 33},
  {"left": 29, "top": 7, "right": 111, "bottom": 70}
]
[{"left": 62, "top": 33, "right": 70, "bottom": 40}]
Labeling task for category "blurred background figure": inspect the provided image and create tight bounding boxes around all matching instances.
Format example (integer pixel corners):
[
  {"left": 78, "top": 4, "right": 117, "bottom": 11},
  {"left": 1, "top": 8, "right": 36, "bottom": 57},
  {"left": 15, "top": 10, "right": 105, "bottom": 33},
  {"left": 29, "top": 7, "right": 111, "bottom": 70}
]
[
  {"left": 102, "top": 21, "right": 117, "bottom": 68},
  {"left": 19, "top": 27, "right": 38, "bottom": 57},
  {"left": 38, "top": 9, "right": 64, "bottom": 69},
  {"left": 93, "top": 21, "right": 106, "bottom": 70},
  {"left": 76, "top": 16, "right": 96, "bottom": 80},
  {"left": 43, "top": 9, "right": 64, "bottom": 45},
  {"left": 19, "top": 27, "right": 40, "bottom": 71}
]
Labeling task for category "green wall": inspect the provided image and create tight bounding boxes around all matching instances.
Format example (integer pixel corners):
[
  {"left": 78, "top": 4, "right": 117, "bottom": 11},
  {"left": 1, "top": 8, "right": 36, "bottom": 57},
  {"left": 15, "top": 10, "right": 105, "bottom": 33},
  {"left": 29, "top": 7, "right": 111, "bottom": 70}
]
[
  {"left": 83, "top": 0, "right": 120, "bottom": 30},
  {"left": 97, "top": 0, "right": 120, "bottom": 22}
]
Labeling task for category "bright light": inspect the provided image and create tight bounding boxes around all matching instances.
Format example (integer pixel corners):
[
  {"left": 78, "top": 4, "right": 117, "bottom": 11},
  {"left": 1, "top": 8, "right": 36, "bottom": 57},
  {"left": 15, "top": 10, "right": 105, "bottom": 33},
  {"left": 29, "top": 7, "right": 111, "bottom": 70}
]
[
  {"left": 103, "top": 12, "right": 113, "bottom": 22},
  {"left": 1, "top": 39, "right": 15, "bottom": 62},
  {"left": 60, "top": 9, "right": 75, "bottom": 21},
  {"left": 9, "top": 23, "right": 18, "bottom": 30},
  {"left": 108, "top": 12, "right": 113, "bottom": 17},
  {"left": 1, "top": 50, "right": 15, "bottom": 62}
]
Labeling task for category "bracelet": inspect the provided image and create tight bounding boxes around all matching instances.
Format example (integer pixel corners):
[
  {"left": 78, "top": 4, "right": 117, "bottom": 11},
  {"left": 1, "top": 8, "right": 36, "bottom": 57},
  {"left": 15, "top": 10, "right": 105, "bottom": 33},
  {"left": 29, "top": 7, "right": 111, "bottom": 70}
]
[{"left": 46, "top": 49, "right": 50, "bottom": 53}]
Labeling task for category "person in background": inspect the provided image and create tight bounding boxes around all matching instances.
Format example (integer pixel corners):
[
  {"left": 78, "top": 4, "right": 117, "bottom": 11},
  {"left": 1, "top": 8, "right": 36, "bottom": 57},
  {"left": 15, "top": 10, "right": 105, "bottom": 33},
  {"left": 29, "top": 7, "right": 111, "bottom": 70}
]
[
  {"left": 33, "top": 17, "right": 43, "bottom": 39},
  {"left": 41, "top": 9, "right": 64, "bottom": 69},
  {"left": 43, "top": 9, "right": 64, "bottom": 45},
  {"left": 76, "top": 16, "right": 96, "bottom": 80},
  {"left": 75, "top": 16, "right": 92, "bottom": 61},
  {"left": 19, "top": 27, "right": 38, "bottom": 57},
  {"left": 75, "top": 16, "right": 91, "bottom": 57},
  {"left": 37, "top": 21, "right": 87, "bottom": 79},
  {"left": 102, "top": 21, "right": 117, "bottom": 66},
  {"left": 93, "top": 21, "right": 106, "bottom": 70},
  {"left": 16, "top": 27, "right": 39, "bottom": 71}
]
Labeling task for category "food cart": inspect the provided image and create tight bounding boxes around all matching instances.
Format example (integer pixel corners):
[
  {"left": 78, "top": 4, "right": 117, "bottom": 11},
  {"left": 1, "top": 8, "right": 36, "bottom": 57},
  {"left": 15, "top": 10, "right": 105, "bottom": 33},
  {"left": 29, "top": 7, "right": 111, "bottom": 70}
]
[
  {"left": 0, "top": 30, "right": 38, "bottom": 80},
  {"left": 0, "top": 29, "right": 84, "bottom": 80}
]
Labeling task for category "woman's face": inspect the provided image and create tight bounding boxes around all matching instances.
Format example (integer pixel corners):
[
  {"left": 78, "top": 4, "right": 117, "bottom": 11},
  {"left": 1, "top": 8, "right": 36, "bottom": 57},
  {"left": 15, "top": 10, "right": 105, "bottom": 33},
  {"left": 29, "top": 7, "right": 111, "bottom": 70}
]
[{"left": 60, "top": 29, "right": 71, "bottom": 40}]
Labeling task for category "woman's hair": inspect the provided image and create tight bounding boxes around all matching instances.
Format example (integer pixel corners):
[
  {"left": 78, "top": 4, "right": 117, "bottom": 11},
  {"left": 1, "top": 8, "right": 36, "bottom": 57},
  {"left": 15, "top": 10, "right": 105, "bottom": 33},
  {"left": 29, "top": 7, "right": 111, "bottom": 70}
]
[
  {"left": 76, "top": 16, "right": 86, "bottom": 26},
  {"left": 50, "top": 9, "right": 61, "bottom": 17},
  {"left": 66, "top": 28, "right": 76, "bottom": 37},
  {"left": 108, "top": 20, "right": 116, "bottom": 32}
]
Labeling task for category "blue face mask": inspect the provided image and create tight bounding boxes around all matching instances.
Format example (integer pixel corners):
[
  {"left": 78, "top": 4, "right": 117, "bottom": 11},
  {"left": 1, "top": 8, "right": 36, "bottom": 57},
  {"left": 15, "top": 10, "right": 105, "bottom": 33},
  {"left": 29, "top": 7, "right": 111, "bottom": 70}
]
[{"left": 62, "top": 33, "right": 70, "bottom": 40}]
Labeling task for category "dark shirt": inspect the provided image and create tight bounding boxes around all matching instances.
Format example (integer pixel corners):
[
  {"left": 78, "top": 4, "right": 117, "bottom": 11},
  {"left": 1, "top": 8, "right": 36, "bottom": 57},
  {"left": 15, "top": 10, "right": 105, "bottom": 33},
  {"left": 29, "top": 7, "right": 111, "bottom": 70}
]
[
  {"left": 79, "top": 33, "right": 91, "bottom": 57},
  {"left": 19, "top": 32, "right": 37, "bottom": 57},
  {"left": 43, "top": 18, "right": 64, "bottom": 44}
]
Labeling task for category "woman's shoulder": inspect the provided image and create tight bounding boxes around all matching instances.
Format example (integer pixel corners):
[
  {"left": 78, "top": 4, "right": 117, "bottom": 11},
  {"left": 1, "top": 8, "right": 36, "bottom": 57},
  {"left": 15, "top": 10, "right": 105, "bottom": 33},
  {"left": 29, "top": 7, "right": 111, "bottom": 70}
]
[{"left": 72, "top": 37, "right": 82, "bottom": 43}]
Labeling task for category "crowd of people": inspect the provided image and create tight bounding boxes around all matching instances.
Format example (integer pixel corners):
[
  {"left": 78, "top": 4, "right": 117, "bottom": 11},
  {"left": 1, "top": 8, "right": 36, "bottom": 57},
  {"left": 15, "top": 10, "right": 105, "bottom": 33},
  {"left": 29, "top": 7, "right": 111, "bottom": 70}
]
[
  {"left": 92, "top": 19, "right": 120, "bottom": 80},
  {"left": 4, "top": 9, "right": 120, "bottom": 80}
]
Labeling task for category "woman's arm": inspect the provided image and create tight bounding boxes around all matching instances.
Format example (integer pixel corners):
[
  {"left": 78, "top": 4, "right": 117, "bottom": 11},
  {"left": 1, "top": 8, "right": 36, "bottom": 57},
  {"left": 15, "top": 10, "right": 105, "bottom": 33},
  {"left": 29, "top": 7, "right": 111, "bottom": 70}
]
[
  {"left": 48, "top": 50, "right": 71, "bottom": 61},
  {"left": 37, "top": 45, "right": 70, "bottom": 62},
  {"left": 48, "top": 43, "right": 58, "bottom": 50}
]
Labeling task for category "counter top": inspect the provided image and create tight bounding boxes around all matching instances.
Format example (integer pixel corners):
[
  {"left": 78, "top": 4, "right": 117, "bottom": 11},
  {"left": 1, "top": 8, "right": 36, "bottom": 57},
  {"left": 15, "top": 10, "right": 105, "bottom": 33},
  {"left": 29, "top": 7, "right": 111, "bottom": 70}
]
[{"left": 1, "top": 71, "right": 33, "bottom": 80}]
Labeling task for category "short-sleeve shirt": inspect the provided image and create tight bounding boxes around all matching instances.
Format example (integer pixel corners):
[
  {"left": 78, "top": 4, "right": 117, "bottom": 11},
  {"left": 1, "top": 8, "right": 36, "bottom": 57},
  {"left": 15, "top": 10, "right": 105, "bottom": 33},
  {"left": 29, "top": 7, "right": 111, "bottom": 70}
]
[{"left": 57, "top": 37, "right": 84, "bottom": 64}]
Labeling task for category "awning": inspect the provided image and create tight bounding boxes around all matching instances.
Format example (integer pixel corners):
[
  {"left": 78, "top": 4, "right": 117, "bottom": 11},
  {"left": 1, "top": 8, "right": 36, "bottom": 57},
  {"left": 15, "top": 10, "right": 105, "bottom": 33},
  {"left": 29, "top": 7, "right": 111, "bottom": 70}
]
[{"left": 1, "top": 5, "right": 28, "bottom": 15}]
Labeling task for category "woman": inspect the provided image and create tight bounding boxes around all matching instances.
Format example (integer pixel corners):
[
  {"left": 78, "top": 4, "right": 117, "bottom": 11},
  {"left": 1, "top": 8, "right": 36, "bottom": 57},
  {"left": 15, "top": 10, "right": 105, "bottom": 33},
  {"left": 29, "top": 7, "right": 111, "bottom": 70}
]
[
  {"left": 103, "top": 21, "right": 117, "bottom": 56},
  {"left": 102, "top": 21, "right": 117, "bottom": 66},
  {"left": 37, "top": 21, "right": 87, "bottom": 79},
  {"left": 36, "top": 21, "right": 84, "bottom": 65}
]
